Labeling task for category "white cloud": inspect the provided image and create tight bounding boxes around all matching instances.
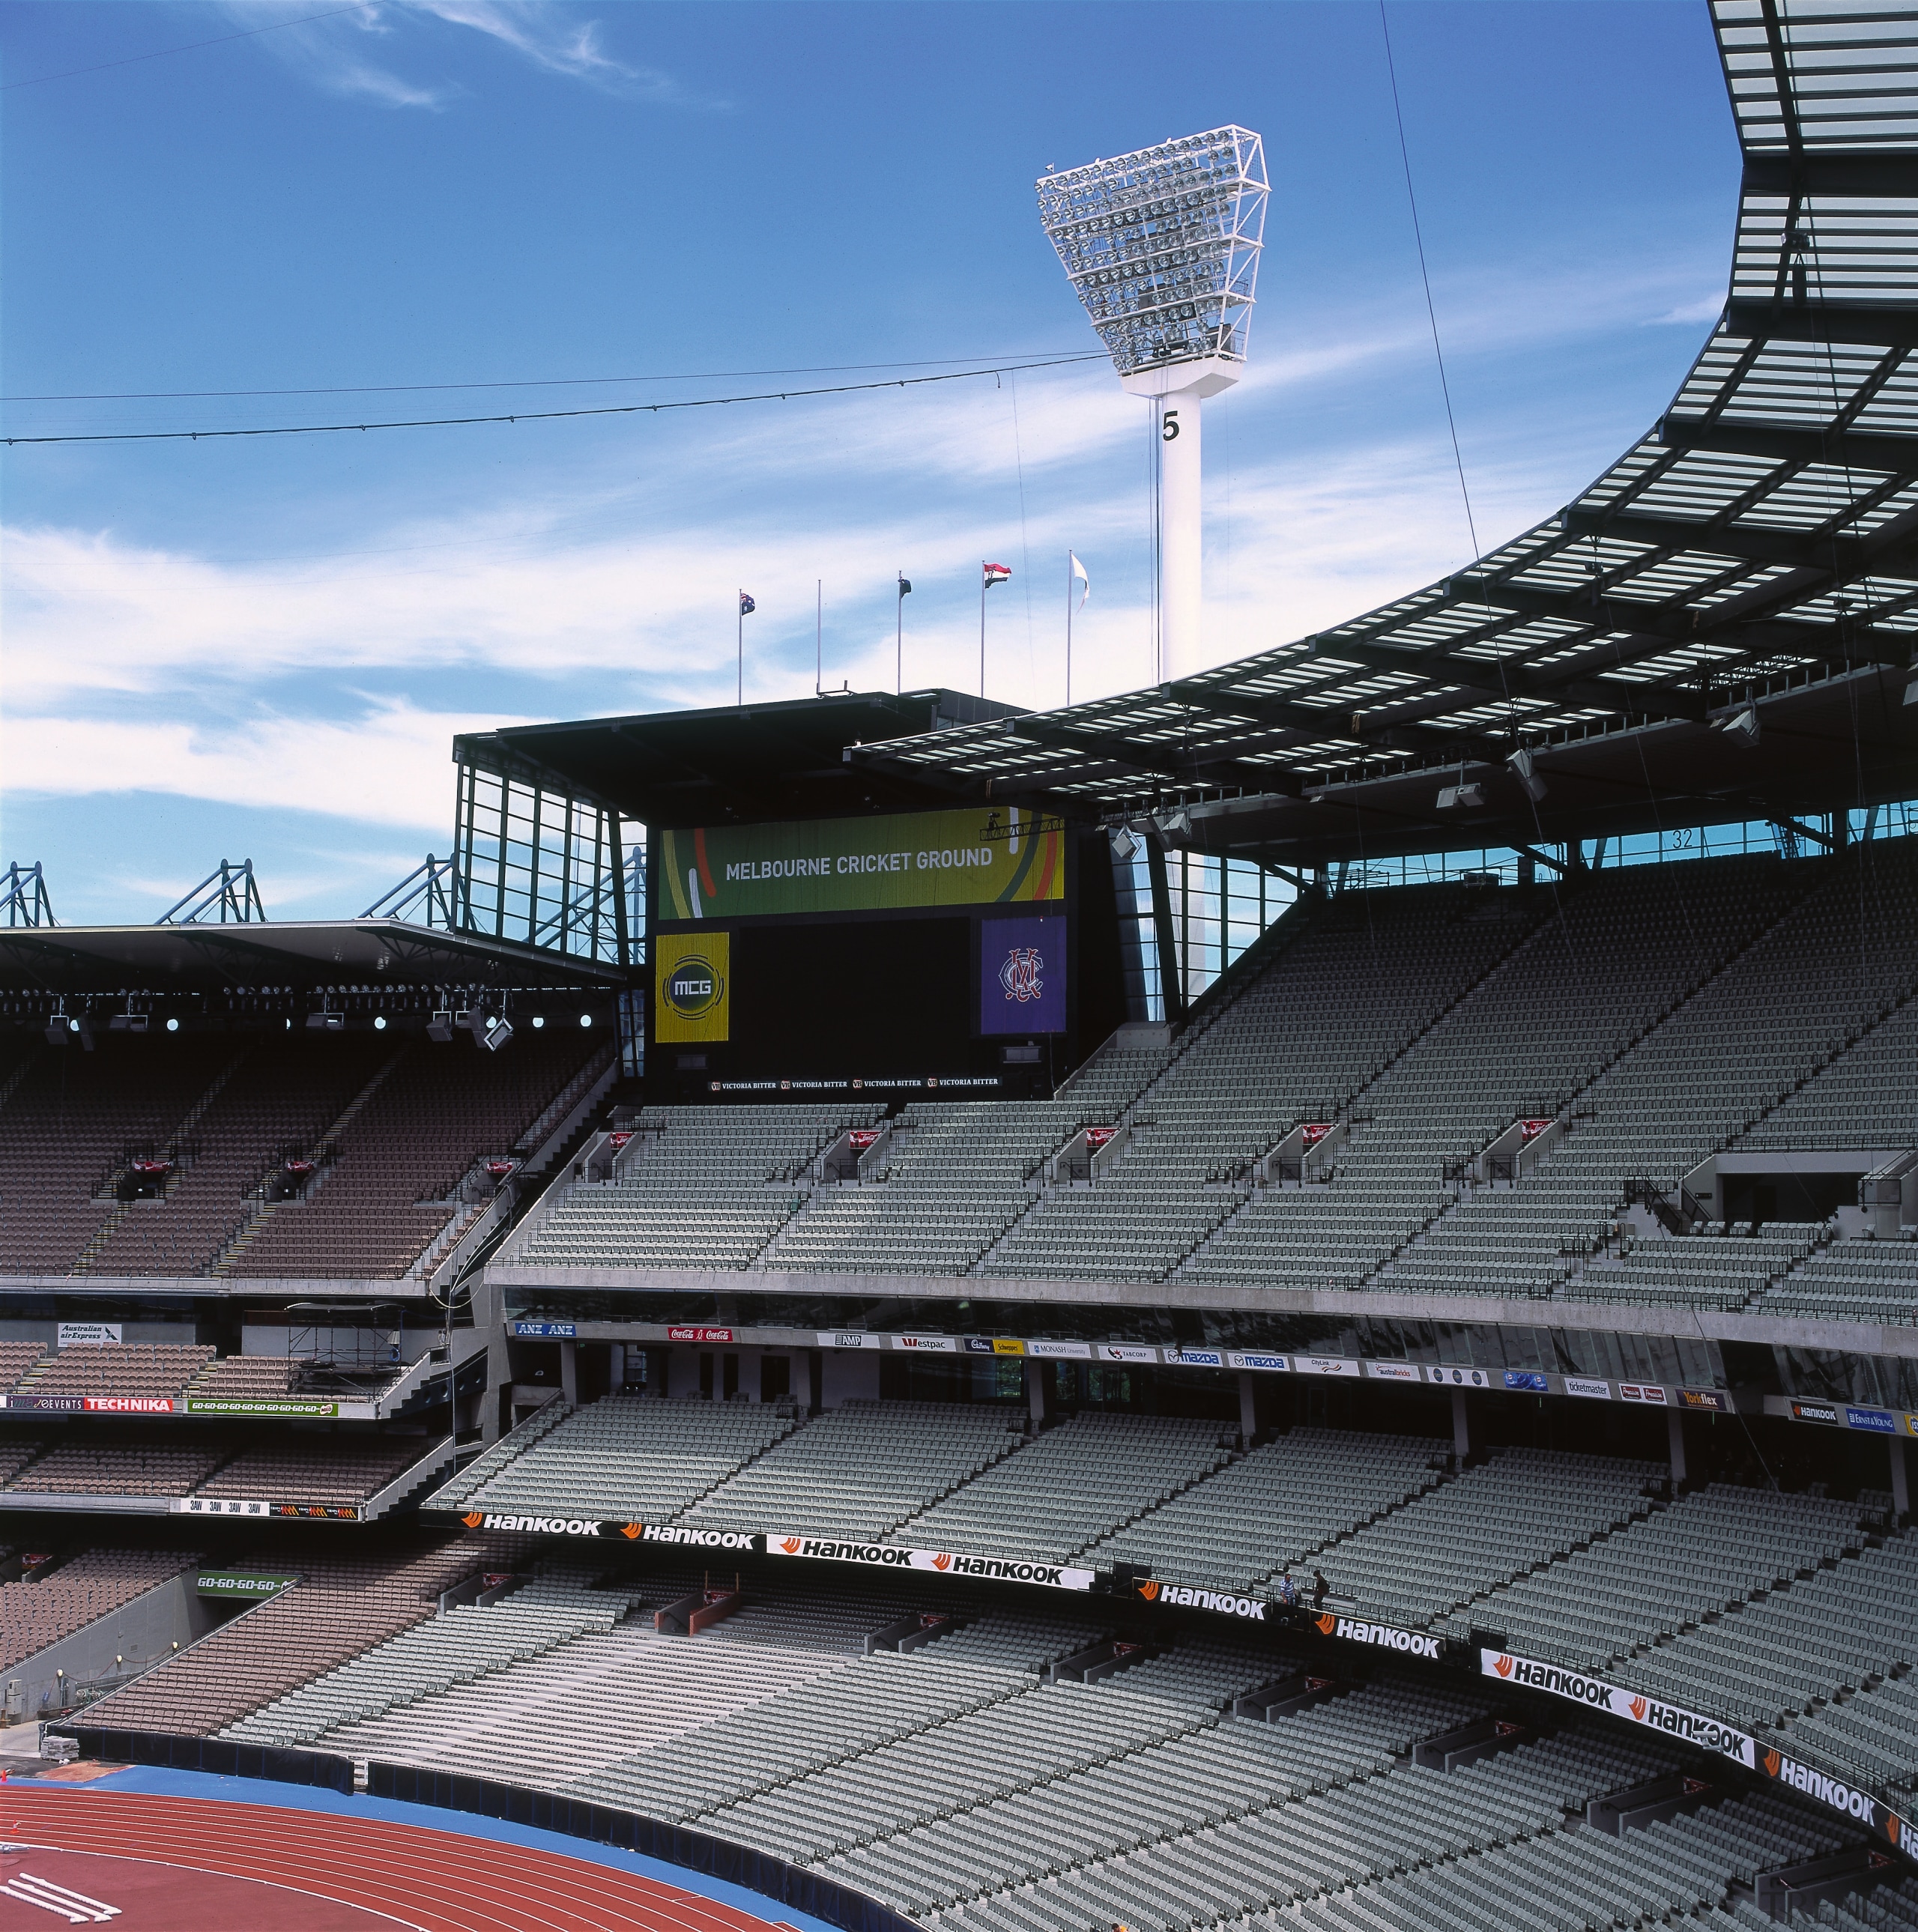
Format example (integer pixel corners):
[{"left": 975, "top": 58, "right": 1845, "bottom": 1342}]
[
  {"left": 0, "top": 698, "right": 521, "bottom": 833},
  {"left": 3, "top": 237, "right": 1707, "bottom": 840},
  {"left": 413, "top": 1, "right": 688, "bottom": 98},
  {"left": 233, "top": 1, "right": 698, "bottom": 111},
  {"left": 1648, "top": 294, "right": 1728, "bottom": 327}
]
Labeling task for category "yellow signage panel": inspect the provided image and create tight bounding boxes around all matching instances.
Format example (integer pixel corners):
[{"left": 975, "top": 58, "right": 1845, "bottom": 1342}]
[{"left": 655, "top": 931, "right": 730, "bottom": 1043}]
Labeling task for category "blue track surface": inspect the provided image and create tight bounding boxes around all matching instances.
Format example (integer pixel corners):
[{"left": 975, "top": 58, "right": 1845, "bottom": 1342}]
[{"left": 9, "top": 1763, "right": 841, "bottom": 1932}]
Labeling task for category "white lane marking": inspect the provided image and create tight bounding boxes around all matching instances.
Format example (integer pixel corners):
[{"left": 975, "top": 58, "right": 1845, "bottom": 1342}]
[{"left": 0, "top": 1871, "right": 121, "bottom": 1921}]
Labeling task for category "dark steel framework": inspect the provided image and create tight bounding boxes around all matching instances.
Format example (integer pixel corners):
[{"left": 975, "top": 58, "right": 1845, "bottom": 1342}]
[
  {"left": 856, "top": 0, "right": 1918, "bottom": 859},
  {"left": 449, "top": 740, "right": 644, "bottom": 970}
]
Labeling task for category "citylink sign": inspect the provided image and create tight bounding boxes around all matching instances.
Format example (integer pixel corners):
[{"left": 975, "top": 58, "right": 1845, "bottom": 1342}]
[
  {"left": 1481, "top": 1649, "right": 1755, "bottom": 1765},
  {"left": 658, "top": 807, "right": 1064, "bottom": 921}
]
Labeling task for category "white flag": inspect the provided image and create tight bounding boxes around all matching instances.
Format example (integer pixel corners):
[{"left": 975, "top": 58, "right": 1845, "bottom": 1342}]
[{"left": 1069, "top": 551, "right": 1089, "bottom": 612}]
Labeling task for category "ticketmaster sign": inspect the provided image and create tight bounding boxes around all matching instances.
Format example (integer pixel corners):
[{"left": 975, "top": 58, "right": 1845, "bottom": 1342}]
[{"left": 657, "top": 807, "right": 1065, "bottom": 921}]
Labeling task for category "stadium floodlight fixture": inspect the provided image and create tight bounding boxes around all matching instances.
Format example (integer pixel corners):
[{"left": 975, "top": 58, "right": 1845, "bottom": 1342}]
[
  {"left": 1717, "top": 703, "right": 1761, "bottom": 747},
  {"left": 1506, "top": 747, "right": 1548, "bottom": 804},
  {"left": 1039, "top": 126, "right": 1267, "bottom": 681},
  {"left": 579, "top": 1012, "right": 594, "bottom": 1028},
  {"left": 482, "top": 1017, "right": 514, "bottom": 1053}
]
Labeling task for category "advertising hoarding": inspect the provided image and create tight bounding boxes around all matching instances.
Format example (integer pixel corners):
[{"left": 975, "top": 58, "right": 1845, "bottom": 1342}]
[
  {"left": 654, "top": 931, "right": 730, "bottom": 1044},
  {"left": 979, "top": 915, "right": 1066, "bottom": 1035},
  {"left": 658, "top": 807, "right": 1064, "bottom": 922}
]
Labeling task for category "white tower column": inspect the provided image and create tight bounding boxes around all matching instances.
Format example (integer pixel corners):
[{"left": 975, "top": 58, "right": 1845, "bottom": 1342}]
[
  {"left": 1123, "top": 362, "right": 1236, "bottom": 681},
  {"left": 1159, "top": 389, "right": 1205, "bottom": 682}
]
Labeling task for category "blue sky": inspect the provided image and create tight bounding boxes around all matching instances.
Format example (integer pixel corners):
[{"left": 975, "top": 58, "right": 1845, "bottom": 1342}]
[{"left": 2, "top": 0, "right": 1739, "bottom": 924}]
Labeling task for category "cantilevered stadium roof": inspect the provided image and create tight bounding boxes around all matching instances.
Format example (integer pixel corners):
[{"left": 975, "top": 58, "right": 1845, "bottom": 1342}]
[
  {"left": 853, "top": 0, "right": 1918, "bottom": 866},
  {"left": 454, "top": 688, "right": 1022, "bottom": 829},
  {"left": 0, "top": 919, "right": 629, "bottom": 998}
]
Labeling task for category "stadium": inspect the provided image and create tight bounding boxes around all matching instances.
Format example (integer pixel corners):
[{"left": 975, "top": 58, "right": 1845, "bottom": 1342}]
[{"left": 3, "top": 4, "right": 1918, "bottom": 1929}]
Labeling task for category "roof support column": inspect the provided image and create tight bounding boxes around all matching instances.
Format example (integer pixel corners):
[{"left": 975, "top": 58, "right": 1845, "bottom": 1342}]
[
  {"left": 1146, "top": 840, "right": 1187, "bottom": 1024},
  {"left": 610, "top": 816, "right": 630, "bottom": 969}
]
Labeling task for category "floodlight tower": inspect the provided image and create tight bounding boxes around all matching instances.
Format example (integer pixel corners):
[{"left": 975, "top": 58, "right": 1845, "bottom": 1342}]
[{"left": 1038, "top": 127, "right": 1267, "bottom": 682}]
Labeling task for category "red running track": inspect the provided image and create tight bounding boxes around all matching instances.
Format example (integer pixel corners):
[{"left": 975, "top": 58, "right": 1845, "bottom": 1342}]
[{"left": 1, "top": 1788, "right": 794, "bottom": 1932}]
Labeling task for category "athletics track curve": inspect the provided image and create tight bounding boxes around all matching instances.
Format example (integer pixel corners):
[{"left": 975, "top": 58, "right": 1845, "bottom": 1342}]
[{"left": 0, "top": 1786, "right": 796, "bottom": 1931}]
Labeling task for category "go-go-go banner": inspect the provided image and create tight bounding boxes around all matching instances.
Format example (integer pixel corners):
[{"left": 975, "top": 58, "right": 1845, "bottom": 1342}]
[{"left": 658, "top": 807, "right": 1064, "bottom": 921}]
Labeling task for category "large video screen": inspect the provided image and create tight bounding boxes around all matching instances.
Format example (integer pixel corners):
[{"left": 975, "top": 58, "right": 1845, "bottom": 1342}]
[
  {"left": 656, "top": 805, "right": 1064, "bottom": 921},
  {"left": 647, "top": 817, "right": 1128, "bottom": 1099}
]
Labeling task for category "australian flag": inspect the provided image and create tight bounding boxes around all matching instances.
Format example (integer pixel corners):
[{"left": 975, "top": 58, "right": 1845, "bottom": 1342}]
[{"left": 739, "top": 591, "right": 756, "bottom": 615}]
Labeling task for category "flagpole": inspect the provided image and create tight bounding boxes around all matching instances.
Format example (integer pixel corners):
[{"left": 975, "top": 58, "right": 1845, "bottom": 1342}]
[
  {"left": 896, "top": 572, "right": 902, "bottom": 697},
  {"left": 1065, "top": 551, "right": 1072, "bottom": 708},
  {"left": 737, "top": 598, "right": 742, "bottom": 707},
  {"left": 980, "top": 568, "right": 986, "bottom": 700},
  {"left": 816, "top": 578, "right": 822, "bottom": 696}
]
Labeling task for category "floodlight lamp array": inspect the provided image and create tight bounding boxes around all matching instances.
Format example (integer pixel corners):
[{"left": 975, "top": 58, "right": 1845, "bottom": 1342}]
[{"left": 1037, "top": 126, "right": 1267, "bottom": 377}]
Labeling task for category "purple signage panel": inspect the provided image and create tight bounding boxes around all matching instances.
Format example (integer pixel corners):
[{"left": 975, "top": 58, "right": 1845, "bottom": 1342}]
[{"left": 981, "top": 915, "right": 1065, "bottom": 1035}]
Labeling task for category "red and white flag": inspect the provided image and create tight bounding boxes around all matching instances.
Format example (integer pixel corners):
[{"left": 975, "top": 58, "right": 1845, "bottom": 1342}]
[{"left": 982, "top": 562, "right": 1011, "bottom": 587}]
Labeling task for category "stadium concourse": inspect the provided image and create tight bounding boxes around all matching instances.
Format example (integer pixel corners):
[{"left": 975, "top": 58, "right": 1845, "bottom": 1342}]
[{"left": 6, "top": 1, "right": 1918, "bottom": 1929}]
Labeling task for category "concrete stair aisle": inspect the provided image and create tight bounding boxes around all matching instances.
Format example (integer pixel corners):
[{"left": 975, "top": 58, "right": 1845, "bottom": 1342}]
[
  {"left": 206, "top": 1046, "right": 407, "bottom": 1278},
  {"left": 748, "top": 1182, "right": 829, "bottom": 1271},
  {"left": 965, "top": 1178, "right": 1052, "bottom": 1277},
  {"left": 0, "top": 1052, "right": 36, "bottom": 1117},
  {"left": 69, "top": 1050, "right": 246, "bottom": 1277},
  {"left": 68, "top": 1204, "right": 135, "bottom": 1276}
]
